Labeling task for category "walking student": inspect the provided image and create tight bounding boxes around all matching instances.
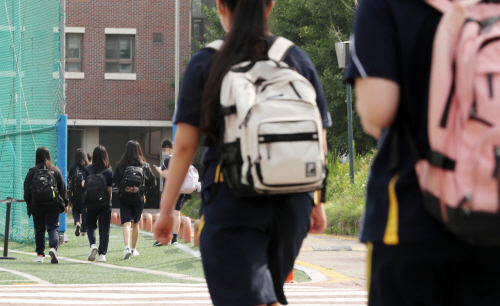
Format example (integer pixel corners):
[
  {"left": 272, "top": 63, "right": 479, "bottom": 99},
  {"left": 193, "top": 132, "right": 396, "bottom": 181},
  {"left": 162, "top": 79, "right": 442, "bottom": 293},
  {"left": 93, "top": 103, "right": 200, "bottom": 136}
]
[
  {"left": 154, "top": 0, "right": 331, "bottom": 305},
  {"left": 115, "top": 140, "right": 156, "bottom": 259},
  {"left": 82, "top": 145, "right": 113, "bottom": 262},
  {"left": 346, "top": 0, "right": 500, "bottom": 305},
  {"left": 24, "top": 146, "right": 69, "bottom": 263},
  {"left": 153, "top": 140, "right": 191, "bottom": 247},
  {"left": 68, "top": 148, "right": 89, "bottom": 237}
]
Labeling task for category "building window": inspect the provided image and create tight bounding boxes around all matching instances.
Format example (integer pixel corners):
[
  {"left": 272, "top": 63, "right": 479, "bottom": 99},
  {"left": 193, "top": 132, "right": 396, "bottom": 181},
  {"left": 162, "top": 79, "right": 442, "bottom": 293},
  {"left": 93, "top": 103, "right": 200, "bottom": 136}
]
[
  {"left": 66, "top": 34, "right": 82, "bottom": 72},
  {"left": 153, "top": 33, "right": 162, "bottom": 43},
  {"left": 105, "top": 35, "right": 134, "bottom": 73}
]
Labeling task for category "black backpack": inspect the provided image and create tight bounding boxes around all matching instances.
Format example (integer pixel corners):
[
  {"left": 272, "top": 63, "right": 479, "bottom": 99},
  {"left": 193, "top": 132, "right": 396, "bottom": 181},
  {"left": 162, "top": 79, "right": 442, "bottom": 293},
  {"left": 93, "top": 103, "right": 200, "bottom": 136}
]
[
  {"left": 119, "top": 165, "right": 146, "bottom": 205},
  {"left": 31, "top": 168, "right": 58, "bottom": 205},
  {"left": 83, "top": 166, "right": 110, "bottom": 209},
  {"left": 70, "top": 166, "right": 85, "bottom": 197}
]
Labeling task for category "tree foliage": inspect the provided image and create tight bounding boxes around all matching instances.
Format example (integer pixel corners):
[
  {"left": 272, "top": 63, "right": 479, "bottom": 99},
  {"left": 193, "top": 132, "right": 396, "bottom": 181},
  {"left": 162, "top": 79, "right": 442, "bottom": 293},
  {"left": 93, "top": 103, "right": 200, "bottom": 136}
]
[{"left": 200, "top": 0, "right": 376, "bottom": 155}]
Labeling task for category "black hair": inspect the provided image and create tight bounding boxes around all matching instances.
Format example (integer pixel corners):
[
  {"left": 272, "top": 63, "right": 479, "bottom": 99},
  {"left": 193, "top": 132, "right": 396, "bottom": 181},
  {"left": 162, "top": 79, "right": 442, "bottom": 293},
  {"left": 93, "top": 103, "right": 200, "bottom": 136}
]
[
  {"left": 117, "top": 140, "right": 147, "bottom": 167},
  {"left": 92, "top": 145, "right": 110, "bottom": 172},
  {"left": 201, "top": 0, "right": 272, "bottom": 139},
  {"left": 35, "top": 146, "right": 54, "bottom": 170},
  {"left": 162, "top": 139, "right": 173, "bottom": 149},
  {"left": 72, "top": 148, "right": 89, "bottom": 169}
]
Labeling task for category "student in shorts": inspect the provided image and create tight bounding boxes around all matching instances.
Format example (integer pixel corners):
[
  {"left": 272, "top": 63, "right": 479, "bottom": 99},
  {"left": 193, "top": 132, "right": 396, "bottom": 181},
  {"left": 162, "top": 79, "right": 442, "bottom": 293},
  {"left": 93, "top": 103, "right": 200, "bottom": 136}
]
[
  {"left": 115, "top": 140, "right": 156, "bottom": 259},
  {"left": 154, "top": 0, "right": 331, "bottom": 304},
  {"left": 153, "top": 143, "right": 191, "bottom": 246}
]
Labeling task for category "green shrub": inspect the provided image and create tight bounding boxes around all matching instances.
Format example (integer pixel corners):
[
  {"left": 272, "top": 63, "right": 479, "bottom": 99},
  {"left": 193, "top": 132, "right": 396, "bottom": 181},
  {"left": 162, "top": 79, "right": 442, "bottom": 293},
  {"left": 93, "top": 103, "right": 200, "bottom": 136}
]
[
  {"left": 324, "top": 150, "right": 374, "bottom": 236},
  {"left": 182, "top": 192, "right": 202, "bottom": 220}
]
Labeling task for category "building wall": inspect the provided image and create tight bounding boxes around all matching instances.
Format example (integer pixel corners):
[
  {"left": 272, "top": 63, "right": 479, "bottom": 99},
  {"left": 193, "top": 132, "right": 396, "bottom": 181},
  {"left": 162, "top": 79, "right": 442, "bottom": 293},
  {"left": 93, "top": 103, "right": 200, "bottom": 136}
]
[{"left": 65, "top": 0, "right": 191, "bottom": 121}]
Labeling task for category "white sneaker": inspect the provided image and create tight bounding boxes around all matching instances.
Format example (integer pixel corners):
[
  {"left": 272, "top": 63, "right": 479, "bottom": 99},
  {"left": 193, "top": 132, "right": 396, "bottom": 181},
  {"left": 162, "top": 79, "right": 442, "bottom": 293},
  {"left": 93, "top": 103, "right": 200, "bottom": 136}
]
[
  {"left": 49, "top": 248, "right": 58, "bottom": 264},
  {"left": 123, "top": 247, "right": 132, "bottom": 260},
  {"left": 88, "top": 244, "right": 98, "bottom": 261},
  {"left": 131, "top": 249, "right": 139, "bottom": 256},
  {"left": 98, "top": 254, "right": 106, "bottom": 262},
  {"left": 34, "top": 255, "right": 44, "bottom": 263}
]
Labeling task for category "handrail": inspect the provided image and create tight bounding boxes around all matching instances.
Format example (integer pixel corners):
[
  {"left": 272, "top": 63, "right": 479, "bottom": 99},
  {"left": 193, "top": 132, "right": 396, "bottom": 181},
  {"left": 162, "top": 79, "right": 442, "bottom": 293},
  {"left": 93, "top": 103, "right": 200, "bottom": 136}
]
[{"left": 0, "top": 197, "right": 25, "bottom": 260}]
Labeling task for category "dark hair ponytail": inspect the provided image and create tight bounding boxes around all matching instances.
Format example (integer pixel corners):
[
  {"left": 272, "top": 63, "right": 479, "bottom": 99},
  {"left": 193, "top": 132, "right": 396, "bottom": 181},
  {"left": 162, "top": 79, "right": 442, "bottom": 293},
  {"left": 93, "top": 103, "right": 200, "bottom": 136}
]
[
  {"left": 92, "top": 145, "right": 111, "bottom": 172},
  {"left": 201, "top": 0, "right": 272, "bottom": 139},
  {"left": 35, "top": 146, "right": 54, "bottom": 170}
]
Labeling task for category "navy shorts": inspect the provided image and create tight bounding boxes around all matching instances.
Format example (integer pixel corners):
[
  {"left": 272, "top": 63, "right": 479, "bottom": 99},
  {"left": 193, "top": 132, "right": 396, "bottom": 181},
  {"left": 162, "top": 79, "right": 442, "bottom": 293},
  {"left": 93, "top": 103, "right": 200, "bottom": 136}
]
[
  {"left": 368, "top": 232, "right": 500, "bottom": 306},
  {"left": 120, "top": 199, "right": 144, "bottom": 224},
  {"left": 175, "top": 194, "right": 187, "bottom": 211},
  {"left": 199, "top": 184, "right": 312, "bottom": 306}
]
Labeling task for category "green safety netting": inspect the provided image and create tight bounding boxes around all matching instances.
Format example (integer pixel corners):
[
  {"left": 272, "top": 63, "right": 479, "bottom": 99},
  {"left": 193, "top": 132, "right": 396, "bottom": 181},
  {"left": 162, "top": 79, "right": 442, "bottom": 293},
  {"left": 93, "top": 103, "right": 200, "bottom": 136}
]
[{"left": 0, "top": 0, "right": 62, "bottom": 244}]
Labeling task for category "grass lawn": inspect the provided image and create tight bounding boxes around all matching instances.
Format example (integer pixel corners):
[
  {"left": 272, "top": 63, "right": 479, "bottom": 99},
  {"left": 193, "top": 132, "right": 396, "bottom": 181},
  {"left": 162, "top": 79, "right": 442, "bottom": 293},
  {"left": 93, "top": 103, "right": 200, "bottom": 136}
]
[{"left": 1, "top": 223, "right": 310, "bottom": 284}]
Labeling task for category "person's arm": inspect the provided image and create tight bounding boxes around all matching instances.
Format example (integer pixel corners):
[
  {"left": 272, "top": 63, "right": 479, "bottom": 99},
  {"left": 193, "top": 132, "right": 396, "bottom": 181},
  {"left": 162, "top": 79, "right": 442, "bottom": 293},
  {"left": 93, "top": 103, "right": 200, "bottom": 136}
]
[
  {"left": 154, "top": 166, "right": 168, "bottom": 180},
  {"left": 154, "top": 123, "right": 201, "bottom": 244},
  {"left": 23, "top": 168, "right": 34, "bottom": 205},
  {"left": 81, "top": 168, "right": 88, "bottom": 188},
  {"left": 355, "top": 77, "right": 400, "bottom": 139},
  {"left": 55, "top": 168, "right": 69, "bottom": 213},
  {"left": 145, "top": 166, "right": 157, "bottom": 188},
  {"left": 309, "top": 128, "right": 328, "bottom": 234}
]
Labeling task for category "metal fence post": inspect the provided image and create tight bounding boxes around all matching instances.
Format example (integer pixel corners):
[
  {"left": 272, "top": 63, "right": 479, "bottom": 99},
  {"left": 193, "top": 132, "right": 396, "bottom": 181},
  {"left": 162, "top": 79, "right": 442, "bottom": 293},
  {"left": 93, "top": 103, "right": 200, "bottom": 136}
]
[{"left": 1, "top": 197, "right": 25, "bottom": 260}]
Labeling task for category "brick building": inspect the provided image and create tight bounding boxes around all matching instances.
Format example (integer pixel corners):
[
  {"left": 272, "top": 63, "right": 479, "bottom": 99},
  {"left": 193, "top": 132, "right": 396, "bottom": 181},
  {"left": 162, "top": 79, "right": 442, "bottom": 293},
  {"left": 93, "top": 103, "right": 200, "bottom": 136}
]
[{"left": 64, "top": 0, "right": 192, "bottom": 207}]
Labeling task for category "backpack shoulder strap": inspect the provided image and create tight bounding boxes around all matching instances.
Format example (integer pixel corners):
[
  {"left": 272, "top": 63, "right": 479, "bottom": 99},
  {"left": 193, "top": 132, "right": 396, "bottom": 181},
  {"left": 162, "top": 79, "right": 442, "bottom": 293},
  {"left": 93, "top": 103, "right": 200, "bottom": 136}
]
[
  {"left": 267, "top": 37, "right": 295, "bottom": 63},
  {"left": 205, "top": 39, "right": 224, "bottom": 51},
  {"left": 98, "top": 168, "right": 111, "bottom": 175}
]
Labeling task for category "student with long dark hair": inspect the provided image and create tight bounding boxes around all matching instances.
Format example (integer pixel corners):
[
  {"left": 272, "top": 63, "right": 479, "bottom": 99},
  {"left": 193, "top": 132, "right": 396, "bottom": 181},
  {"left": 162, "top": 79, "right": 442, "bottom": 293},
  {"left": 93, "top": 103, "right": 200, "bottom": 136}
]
[
  {"left": 115, "top": 140, "right": 156, "bottom": 259},
  {"left": 153, "top": 0, "right": 331, "bottom": 305},
  {"left": 24, "top": 147, "right": 69, "bottom": 263},
  {"left": 68, "top": 148, "right": 89, "bottom": 237},
  {"left": 82, "top": 145, "right": 113, "bottom": 262}
]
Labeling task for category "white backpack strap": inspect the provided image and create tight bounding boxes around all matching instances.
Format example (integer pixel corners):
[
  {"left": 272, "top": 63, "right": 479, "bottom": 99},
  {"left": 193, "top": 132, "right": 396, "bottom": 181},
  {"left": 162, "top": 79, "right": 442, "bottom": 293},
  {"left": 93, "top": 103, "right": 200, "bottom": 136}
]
[
  {"left": 267, "top": 37, "right": 295, "bottom": 62},
  {"left": 205, "top": 39, "right": 224, "bottom": 51}
]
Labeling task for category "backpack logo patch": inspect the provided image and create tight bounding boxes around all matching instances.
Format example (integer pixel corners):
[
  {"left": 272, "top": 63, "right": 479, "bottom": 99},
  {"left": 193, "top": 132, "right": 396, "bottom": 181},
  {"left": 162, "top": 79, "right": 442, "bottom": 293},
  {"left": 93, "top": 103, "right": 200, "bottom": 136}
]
[{"left": 306, "top": 163, "right": 316, "bottom": 177}]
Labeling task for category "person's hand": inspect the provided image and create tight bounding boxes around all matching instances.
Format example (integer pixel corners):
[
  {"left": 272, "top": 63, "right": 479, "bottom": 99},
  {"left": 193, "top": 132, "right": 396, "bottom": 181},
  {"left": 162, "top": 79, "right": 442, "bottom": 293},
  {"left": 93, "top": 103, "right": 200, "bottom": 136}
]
[
  {"left": 64, "top": 206, "right": 69, "bottom": 214},
  {"left": 153, "top": 210, "right": 175, "bottom": 245},
  {"left": 154, "top": 165, "right": 162, "bottom": 175},
  {"left": 309, "top": 203, "right": 327, "bottom": 234}
]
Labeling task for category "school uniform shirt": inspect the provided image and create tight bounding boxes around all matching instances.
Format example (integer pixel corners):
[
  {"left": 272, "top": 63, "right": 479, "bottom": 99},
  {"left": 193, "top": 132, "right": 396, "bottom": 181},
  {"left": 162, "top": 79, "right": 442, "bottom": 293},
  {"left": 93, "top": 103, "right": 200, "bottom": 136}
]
[
  {"left": 345, "top": 0, "right": 445, "bottom": 243},
  {"left": 174, "top": 35, "right": 332, "bottom": 193},
  {"left": 24, "top": 165, "right": 69, "bottom": 215},
  {"left": 161, "top": 155, "right": 192, "bottom": 204},
  {"left": 82, "top": 165, "right": 114, "bottom": 206}
]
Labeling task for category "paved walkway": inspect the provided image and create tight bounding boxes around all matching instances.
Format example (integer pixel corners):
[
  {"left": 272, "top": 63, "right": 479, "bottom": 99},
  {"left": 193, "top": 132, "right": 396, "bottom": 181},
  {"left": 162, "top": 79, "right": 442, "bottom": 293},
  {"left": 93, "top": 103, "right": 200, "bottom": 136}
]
[{"left": 0, "top": 283, "right": 367, "bottom": 305}]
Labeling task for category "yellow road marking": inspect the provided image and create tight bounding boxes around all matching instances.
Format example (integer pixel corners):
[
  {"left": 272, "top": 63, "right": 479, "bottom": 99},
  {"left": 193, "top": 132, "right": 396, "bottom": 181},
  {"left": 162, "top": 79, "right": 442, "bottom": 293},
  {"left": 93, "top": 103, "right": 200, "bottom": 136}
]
[{"left": 295, "top": 260, "right": 354, "bottom": 283}]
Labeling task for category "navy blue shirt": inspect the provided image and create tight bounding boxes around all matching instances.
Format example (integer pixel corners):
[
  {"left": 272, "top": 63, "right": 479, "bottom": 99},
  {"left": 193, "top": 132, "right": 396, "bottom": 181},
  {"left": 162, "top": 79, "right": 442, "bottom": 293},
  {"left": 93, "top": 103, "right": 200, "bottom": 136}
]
[
  {"left": 174, "top": 36, "right": 332, "bottom": 191},
  {"left": 345, "top": 0, "right": 445, "bottom": 243},
  {"left": 161, "top": 155, "right": 171, "bottom": 171}
]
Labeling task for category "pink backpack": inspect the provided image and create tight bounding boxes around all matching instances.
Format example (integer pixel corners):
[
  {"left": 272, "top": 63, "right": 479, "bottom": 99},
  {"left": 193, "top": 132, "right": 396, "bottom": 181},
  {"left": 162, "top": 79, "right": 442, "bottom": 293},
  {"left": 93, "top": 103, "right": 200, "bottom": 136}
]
[{"left": 415, "top": 0, "right": 500, "bottom": 245}]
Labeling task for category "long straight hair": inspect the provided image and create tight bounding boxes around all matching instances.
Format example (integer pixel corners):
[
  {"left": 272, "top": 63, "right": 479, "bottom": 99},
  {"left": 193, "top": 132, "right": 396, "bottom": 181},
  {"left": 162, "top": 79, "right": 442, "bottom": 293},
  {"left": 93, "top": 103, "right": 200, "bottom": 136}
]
[
  {"left": 92, "top": 145, "right": 111, "bottom": 172},
  {"left": 201, "top": 0, "right": 272, "bottom": 139},
  {"left": 117, "top": 140, "right": 146, "bottom": 167},
  {"left": 72, "top": 148, "right": 89, "bottom": 169},
  {"left": 35, "top": 146, "right": 54, "bottom": 170}
]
